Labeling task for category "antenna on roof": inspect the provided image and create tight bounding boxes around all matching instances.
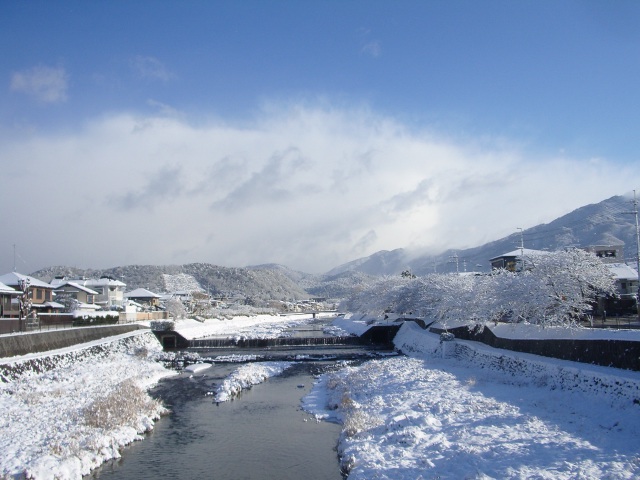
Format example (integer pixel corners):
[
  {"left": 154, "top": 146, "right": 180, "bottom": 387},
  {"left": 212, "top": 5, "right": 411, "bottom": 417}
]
[{"left": 13, "top": 244, "right": 16, "bottom": 272}]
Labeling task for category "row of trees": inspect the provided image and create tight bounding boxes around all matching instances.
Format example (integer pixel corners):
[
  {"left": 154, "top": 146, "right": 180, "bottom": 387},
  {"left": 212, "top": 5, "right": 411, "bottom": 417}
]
[{"left": 340, "top": 249, "right": 618, "bottom": 328}]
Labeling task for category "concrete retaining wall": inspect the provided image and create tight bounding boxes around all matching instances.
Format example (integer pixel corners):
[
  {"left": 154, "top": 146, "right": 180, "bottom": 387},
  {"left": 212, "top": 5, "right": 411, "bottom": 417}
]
[
  {"left": 433, "top": 324, "right": 640, "bottom": 371},
  {"left": 0, "top": 324, "right": 145, "bottom": 359}
]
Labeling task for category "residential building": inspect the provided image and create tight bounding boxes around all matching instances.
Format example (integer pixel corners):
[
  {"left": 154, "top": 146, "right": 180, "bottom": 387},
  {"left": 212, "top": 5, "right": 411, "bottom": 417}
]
[
  {"left": 489, "top": 248, "right": 546, "bottom": 272},
  {"left": 51, "top": 276, "right": 126, "bottom": 310},
  {"left": 601, "top": 263, "right": 639, "bottom": 315},
  {"left": 0, "top": 272, "right": 62, "bottom": 315},
  {"left": 52, "top": 281, "right": 101, "bottom": 313},
  {"left": 0, "top": 280, "right": 19, "bottom": 317},
  {"left": 125, "top": 287, "right": 162, "bottom": 309},
  {"left": 583, "top": 244, "right": 625, "bottom": 264}
]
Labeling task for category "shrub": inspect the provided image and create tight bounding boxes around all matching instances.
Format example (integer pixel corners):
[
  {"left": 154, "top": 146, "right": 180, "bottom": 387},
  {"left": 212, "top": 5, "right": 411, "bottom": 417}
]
[
  {"left": 83, "top": 379, "right": 165, "bottom": 431},
  {"left": 150, "top": 320, "right": 175, "bottom": 331},
  {"left": 73, "top": 314, "right": 119, "bottom": 327}
]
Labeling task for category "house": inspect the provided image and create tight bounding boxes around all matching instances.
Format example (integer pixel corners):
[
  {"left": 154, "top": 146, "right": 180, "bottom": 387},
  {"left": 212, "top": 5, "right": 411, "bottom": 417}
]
[
  {"left": 0, "top": 280, "right": 19, "bottom": 318},
  {"left": 51, "top": 275, "right": 126, "bottom": 310},
  {"left": 52, "top": 281, "right": 101, "bottom": 313},
  {"left": 125, "top": 287, "right": 162, "bottom": 309},
  {"left": 489, "top": 249, "right": 547, "bottom": 272},
  {"left": 601, "top": 263, "right": 639, "bottom": 315},
  {"left": 583, "top": 244, "right": 625, "bottom": 264},
  {"left": 0, "top": 272, "right": 62, "bottom": 315}
]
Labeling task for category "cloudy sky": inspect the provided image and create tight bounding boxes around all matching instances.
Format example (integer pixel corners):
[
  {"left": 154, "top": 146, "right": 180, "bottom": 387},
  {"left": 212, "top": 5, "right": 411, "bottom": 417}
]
[{"left": 1, "top": 1, "right": 639, "bottom": 275}]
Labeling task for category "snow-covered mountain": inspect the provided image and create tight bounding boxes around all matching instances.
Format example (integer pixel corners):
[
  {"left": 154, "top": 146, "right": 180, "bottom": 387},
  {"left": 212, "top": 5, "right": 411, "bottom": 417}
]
[
  {"left": 328, "top": 194, "right": 639, "bottom": 276},
  {"left": 32, "top": 263, "right": 311, "bottom": 303}
]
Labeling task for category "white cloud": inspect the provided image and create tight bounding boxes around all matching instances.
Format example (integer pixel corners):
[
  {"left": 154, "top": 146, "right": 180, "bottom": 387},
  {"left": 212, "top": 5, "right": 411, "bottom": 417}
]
[
  {"left": 361, "top": 41, "right": 381, "bottom": 58},
  {"left": 10, "top": 65, "right": 68, "bottom": 103},
  {"left": 0, "top": 103, "right": 637, "bottom": 274},
  {"left": 130, "top": 56, "right": 173, "bottom": 82}
]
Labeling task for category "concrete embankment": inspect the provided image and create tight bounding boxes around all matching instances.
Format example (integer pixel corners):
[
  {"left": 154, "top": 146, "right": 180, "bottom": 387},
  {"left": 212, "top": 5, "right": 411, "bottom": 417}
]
[{"left": 0, "top": 324, "right": 145, "bottom": 359}]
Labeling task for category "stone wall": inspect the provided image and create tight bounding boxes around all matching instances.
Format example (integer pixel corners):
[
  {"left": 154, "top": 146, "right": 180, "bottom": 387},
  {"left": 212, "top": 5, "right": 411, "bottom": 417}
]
[
  {"left": 0, "top": 324, "right": 145, "bottom": 359},
  {"left": 433, "top": 324, "right": 640, "bottom": 371}
]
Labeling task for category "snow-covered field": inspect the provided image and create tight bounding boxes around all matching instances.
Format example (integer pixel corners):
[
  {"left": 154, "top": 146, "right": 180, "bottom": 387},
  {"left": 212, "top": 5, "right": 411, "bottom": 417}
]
[{"left": 303, "top": 321, "right": 640, "bottom": 479}]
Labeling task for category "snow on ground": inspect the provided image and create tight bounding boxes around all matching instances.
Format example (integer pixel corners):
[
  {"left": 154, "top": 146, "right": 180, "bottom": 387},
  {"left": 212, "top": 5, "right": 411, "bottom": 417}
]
[
  {"left": 303, "top": 320, "right": 640, "bottom": 479},
  {"left": 213, "top": 361, "right": 294, "bottom": 403},
  {"left": 171, "top": 312, "right": 335, "bottom": 341},
  {"left": 0, "top": 331, "right": 174, "bottom": 480},
  {"left": 184, "top": 362, "right": 212, "bottom": 373},
  {"left": 332, "top": 313, "right": 378, "bottom": 336}
]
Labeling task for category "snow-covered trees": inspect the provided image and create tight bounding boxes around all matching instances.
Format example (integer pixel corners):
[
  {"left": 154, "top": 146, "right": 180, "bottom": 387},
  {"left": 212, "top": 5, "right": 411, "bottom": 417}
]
[
  {"left": 340, "top": 275, "right": 411, "bottom": 317},
  {"left": 517, "top": 249, "right": 616, "bottom": 325},
  {"left": 340, "top": 249, "right": 617, "bottom": 327}
]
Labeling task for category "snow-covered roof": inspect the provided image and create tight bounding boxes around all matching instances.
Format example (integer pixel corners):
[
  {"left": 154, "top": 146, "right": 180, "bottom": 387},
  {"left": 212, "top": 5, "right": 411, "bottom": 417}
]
[
  {"left": 125, "top": 288, "right": 161, "bottom": 299},
  {"left": 74, "top": 302, "right": 101, "bottom": 311},
  {"left": 0, "top": 281, "right": 17, "bottom": 294},
  {"left": 53, "top": 281, "right": 100, "bottom": 295},
  {"left": 0, "top": 272, "right": 53, "bottom": 289},
  {"left": 31, "top": 301, "right": 65, "bottom": 309},
  {"left": 84, "top": 277, "right": 126, "bottom": 287},
  {"left": 52, "top": 277, "right": 126, "bottom": 288},
  {"left": 606, "top": 263, "right": 639, "bottom": 281},
  {"left": 490, "top": 249, "right": 548, "bottom": 261}
]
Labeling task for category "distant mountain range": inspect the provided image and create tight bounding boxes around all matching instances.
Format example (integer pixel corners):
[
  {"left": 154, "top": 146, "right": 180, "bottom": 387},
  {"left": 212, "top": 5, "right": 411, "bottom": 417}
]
[
  {"left": 32, "top": 262, "right": 377, "bottom": 304},
  {"left": 327, "top": 194, "right": 639, "bottom": 276},
  {"left": 31, "top": 194, "right": 638, "bottom": 302}
]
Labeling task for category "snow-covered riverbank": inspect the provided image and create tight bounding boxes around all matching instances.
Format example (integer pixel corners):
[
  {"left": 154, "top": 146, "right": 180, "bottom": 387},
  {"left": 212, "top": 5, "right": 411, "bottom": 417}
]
[
  {"left": 0, "top": 330, "right": 172, "bottom": 480},
  {"left": 303, "top": 320, "right": 640, "bottom": 479}
]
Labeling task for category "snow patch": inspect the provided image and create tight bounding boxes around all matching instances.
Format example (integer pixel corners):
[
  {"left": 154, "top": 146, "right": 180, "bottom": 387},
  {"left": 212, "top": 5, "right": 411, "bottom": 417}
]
[
  {"left": 184, "top": 362, "right": 211, "bottom": 373},
  {"left": 214, "top": 361, "right": 293, "bottom": 403}
]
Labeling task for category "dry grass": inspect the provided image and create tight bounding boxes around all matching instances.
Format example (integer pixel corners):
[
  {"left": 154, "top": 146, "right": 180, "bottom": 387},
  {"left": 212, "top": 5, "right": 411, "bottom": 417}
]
[{"left": 83, "top": 379, "right": 164, "bottom": 431}]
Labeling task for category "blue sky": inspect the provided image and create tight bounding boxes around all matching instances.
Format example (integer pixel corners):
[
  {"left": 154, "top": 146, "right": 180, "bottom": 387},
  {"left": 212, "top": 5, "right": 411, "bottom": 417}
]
[{"left": 1, "top": 1, "right": 639, "bottom": 275}]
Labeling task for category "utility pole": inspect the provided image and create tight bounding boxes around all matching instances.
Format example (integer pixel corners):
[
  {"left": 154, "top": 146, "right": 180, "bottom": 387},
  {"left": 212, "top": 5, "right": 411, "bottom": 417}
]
[
  {"left": 623, "top": 190, "right": 640, "bottom": 319},
  {"left": 449, "top": 253, "right": 459, "bottom": 274},
  {"left": 632, "top": 191, "right": 640, "bottom": 319},
  {"left": 517, "top": 227, "right": 525, "bottom": 271}
]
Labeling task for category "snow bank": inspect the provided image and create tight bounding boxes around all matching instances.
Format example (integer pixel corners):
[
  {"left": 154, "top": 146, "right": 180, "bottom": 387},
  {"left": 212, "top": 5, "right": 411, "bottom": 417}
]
[
  {"left": 214, "top": 361, "right": 293, "bottom": 403},
  {"left": 304, "top": 321, "right": 640, "bottom": 479},
  {"left": 332, "top": 313, "right": 377, "bottom": 336},
  {"left": 0, "top": 331, "right": 174, "bottom": 480}
]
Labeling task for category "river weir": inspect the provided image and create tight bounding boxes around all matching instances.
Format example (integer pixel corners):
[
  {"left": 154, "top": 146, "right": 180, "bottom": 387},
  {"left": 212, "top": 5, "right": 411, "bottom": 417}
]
[{"left": 90, "top": 316, "right": 396, "bottom": 479}]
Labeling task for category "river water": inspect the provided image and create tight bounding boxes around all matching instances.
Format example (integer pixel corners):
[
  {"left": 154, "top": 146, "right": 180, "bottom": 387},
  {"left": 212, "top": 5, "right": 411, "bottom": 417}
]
[{"left": 90, "top": 321, "right": 393, "bottom": 480}]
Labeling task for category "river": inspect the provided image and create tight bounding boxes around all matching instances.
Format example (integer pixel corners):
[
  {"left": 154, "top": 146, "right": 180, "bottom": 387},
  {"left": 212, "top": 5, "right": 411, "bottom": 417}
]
[{"left": 90, "top": 319, "right": 393, "bottom": 479}]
